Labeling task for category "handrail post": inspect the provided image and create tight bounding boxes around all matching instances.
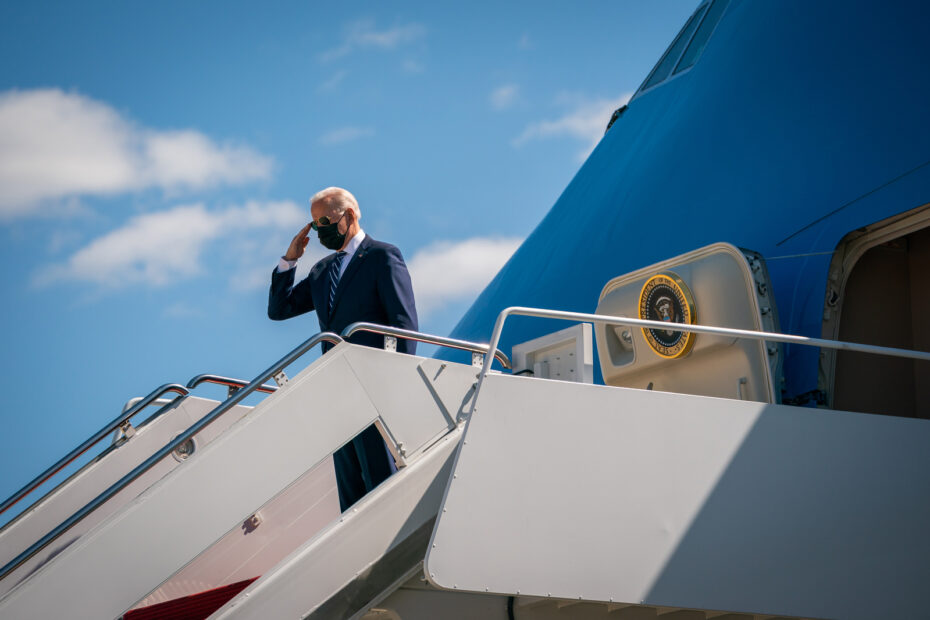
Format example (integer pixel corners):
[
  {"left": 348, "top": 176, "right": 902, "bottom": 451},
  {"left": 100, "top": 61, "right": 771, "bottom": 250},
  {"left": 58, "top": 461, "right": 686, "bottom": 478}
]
[{"left": 472, "top": 308, "right": 513, "bottom": 417}]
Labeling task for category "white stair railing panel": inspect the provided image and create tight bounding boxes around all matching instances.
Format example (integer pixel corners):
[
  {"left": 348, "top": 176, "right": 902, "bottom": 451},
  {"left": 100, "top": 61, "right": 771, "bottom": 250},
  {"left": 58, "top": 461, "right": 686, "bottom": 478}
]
[
  {"left": 212, "top": 426, "right": 462, "bottom": 620},
  {"left": 342, "top": 348, "right": 479, "bottom": 461},
  {"left": 426, "top": 373, "right": 930, "bottom": 620},
  {"left": 0, "top": 348, "right": 379, "bottom": 619},
  {"left": 0, "top": 396, "right": 251, "bottom": 598}
]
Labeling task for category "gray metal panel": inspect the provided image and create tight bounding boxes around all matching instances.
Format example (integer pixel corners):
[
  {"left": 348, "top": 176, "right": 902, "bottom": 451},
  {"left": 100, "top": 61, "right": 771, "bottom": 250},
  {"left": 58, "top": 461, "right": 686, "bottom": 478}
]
[
  {"left": 425, "top": 374, "right": 930, "bottom": 619},
  {"left": 0, "top": 396, "right": 251, "bottom": 597},
  {"left": 364, "top": 574, "right": 511, "bottom": 620},
  {"left": 344, "top": 347, "right": 475, "bottom": 458},
  {"left": 132, "top": 457, "right": 339, "bottom": 609},
  {"left": 415, "top": 359, "right": 478, "bottom": 424},
  {"left": 212, "top": 427, "right": 462, "bottom": 620},
  {"left": 0, "top": 351, "right": 379, "bottom": 619}
]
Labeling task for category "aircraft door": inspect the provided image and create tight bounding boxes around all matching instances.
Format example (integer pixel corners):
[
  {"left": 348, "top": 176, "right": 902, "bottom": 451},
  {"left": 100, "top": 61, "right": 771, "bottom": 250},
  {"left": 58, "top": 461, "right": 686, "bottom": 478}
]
[
  {"left": 595, "top": 242, "right": 782, "bottom": 403},
  {"left": 821, "top": 203, "right": 930, "bottom": 418}
]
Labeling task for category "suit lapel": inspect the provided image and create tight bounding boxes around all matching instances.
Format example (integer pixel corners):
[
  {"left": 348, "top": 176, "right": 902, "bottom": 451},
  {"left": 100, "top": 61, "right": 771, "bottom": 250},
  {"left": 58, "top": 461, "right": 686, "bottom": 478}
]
[{"left": 330, "top": 235, "right": 372, "bottom": 317}]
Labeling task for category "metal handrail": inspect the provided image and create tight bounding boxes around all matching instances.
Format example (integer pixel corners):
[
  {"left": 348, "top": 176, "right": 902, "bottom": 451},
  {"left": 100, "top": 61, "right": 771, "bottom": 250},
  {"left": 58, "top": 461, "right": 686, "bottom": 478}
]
[
  {"left": 186, "top": 374, "right": 278, "bottom": 394},
  {"left": 473, "top": 306, "right": 930, "bottom": 410},
  {"left": 0, "top": 384, "right": 189, "bottom": 517},
  {"left": 2, "top": 371, "right": 286, "bottom": 524},
  {"left": 342, "top": 322, "right": 512, "bottom": 369},
  {"left": 0, "top": 331, "right": 342, "bottom": 583},
  {"left": 122, "top": 397, "right": 176, "bottom": 414}
]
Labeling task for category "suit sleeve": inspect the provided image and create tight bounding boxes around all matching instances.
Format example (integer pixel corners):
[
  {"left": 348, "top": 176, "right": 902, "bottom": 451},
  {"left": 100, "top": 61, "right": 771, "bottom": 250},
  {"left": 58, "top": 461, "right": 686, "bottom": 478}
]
[
  {"left": 268, "top": 266, "right": 315, "bottom": 321},
  {"left": 377, "top": 246, "right": 419, "bottom": 354}
]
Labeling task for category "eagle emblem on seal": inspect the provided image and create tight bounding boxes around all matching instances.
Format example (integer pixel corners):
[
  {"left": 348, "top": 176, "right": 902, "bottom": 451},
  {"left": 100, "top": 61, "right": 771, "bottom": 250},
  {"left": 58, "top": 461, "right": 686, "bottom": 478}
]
[{"left": 638, "top": 272, "right": 696, "bottom": 358}]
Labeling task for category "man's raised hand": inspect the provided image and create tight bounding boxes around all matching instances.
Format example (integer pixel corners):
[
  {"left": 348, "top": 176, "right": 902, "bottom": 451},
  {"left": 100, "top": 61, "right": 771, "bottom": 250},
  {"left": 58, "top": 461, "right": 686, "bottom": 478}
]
[{"left": 284, "top": 223, "right": 312, "bottom": 261}]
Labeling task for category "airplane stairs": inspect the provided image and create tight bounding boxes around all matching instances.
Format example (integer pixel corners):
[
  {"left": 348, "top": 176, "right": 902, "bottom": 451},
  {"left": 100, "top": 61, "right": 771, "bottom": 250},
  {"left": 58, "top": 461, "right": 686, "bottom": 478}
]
[
  {"left": 0, "top": 387, "right": 256, "bottom": 603},
  {"left": 2, "top": 331, "right": 929, "bottom": 619},
  {"left": 0, "top": 340, "right": 479, "bottom": 619}
]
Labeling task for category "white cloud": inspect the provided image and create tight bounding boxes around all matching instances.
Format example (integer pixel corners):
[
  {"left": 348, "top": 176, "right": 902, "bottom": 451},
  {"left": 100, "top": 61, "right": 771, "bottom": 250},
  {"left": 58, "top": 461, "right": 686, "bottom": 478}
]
[
  {"left": 318, "top": 126, "right": 375, "bottom": 146},
  {"left": 407, "top": 237, "right": 522, "bottom": 315},
  {"left": 228, "top": 239, "right": 326, "bottom": 294},
  {"left": 45, "top": 212, "right": 524, "bottom": 311},
  {"left": 402, "top": 59, "right": 425, "bottom": 74},
  {"left": 229, "top": 265, "right": 280, "bottom": 293},
  {"left": 0, "top": 89, "right": 272, "bottom": 218},
  {"left": 320, "top": 20, "right": 425, "bottom": 62},
  {"left": 512, "top": 92, "right": 632, "bottom": 160},
  {"left": 228, "top": 235, "right": 522, "bottom": 307},
  {"left": 164, "top": 301, "right": 205, "bottom": 319},
  {"left": 48, "top": 229, "right": 83, "bottom": 255},
  {"left": 490, "top": 84, "right": 519, "bottom": 110},
  {"left": 36, "top": 200, "right": 306, "bottom": 289},
  {"left": 318, "top": 70, "right": 348, "bottom": 92},
  {"left": 143, "top": 130, "right": 270, "bottom": 189}
]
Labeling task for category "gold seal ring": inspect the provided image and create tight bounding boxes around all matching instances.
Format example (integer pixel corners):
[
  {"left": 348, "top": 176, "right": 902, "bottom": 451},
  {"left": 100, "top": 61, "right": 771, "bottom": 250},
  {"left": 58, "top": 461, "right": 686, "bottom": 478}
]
[{"left": 638, "top": 271, "right": 696, "bottom": 359}]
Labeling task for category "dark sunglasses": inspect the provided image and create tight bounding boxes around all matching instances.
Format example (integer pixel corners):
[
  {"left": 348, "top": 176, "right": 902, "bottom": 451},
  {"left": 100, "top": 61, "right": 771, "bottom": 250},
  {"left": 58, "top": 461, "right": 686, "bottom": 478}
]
[{"left": 309, "top": 212, "right": 346, "bottom": 231}]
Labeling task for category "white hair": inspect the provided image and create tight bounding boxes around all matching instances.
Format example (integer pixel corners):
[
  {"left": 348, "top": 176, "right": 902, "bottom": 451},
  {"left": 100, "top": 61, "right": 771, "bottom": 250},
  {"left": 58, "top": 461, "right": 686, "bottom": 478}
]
[{"left": 310, "top": 186, "right": 360, "bottom": 218}]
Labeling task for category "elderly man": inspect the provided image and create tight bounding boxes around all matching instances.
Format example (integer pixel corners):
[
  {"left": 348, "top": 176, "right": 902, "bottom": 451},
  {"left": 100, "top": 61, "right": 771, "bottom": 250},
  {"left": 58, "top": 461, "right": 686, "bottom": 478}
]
[{"left": 268, "top": 186, "right": 418, "bottom": 510}]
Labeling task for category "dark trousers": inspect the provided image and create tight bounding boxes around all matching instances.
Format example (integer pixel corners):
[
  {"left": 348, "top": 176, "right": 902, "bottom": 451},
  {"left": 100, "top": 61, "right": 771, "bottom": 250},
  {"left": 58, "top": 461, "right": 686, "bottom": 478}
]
[{"left": 333, "top": 424, "right": 397, "bottom": 511}]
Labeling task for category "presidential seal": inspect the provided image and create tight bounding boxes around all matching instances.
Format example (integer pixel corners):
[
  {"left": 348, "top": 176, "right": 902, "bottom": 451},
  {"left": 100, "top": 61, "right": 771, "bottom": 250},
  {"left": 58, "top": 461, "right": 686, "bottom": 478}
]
[{"left": 638, "top": 272, "right": 696, "bottom": 358}]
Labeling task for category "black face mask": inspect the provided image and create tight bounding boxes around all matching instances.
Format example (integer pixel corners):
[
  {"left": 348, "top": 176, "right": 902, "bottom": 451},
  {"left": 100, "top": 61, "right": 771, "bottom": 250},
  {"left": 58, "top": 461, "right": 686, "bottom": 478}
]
[{"left": 317, "top": 214, "right": 347, "bottom": 250}]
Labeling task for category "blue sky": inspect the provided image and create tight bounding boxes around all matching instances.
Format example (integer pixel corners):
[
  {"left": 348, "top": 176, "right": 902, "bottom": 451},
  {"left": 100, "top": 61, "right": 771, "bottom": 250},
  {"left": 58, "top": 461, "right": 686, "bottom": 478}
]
[{"left": 0, "top": 1, "right": 694, "bottom": 515}]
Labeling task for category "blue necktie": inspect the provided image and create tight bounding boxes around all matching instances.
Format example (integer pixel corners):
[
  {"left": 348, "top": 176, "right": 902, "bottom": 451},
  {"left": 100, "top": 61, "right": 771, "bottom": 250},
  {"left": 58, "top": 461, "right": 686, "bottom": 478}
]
[{"left": 327, "top": 251, "right": 347, "bottom": 314}]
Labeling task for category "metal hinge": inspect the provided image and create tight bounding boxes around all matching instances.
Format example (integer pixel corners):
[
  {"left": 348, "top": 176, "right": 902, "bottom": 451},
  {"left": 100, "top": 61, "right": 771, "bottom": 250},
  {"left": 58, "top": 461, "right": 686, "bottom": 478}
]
[{"left": 112, "top": 421, "right": 136, "bottom": 447}]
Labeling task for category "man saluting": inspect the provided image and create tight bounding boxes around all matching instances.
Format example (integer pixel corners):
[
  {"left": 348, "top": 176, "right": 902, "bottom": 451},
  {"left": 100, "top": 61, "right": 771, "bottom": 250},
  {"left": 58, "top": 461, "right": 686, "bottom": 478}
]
[{"left": 268, "top": 186, "right": 418, "bottom": 510}]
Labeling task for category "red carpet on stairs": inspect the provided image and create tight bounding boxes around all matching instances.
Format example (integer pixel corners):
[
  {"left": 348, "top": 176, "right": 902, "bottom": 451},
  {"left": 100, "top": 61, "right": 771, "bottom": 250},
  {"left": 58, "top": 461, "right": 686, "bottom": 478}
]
[{"left": 122, "top": 577, "right": 259, "bottom": 620}]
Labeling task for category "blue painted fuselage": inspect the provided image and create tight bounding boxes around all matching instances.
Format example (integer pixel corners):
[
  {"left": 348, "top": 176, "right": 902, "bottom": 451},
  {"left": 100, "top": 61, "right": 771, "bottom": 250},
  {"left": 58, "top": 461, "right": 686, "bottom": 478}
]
[{"left": 445, "top": 0, "right": 930, "bottom": 399}]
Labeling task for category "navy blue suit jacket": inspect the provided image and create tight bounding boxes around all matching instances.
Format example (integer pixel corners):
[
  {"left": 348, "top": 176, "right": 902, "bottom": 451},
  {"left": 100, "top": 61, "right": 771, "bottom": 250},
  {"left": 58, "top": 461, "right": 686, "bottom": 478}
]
[{"left": 268, "top": 235, "right": 418, "bottom": 353}]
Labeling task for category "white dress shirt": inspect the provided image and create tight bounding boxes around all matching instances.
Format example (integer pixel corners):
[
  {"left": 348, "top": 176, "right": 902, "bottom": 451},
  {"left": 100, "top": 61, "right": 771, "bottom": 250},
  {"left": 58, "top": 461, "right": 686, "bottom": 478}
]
[{"left": 277, "top": 229, "right": 367, "bottom": 283}]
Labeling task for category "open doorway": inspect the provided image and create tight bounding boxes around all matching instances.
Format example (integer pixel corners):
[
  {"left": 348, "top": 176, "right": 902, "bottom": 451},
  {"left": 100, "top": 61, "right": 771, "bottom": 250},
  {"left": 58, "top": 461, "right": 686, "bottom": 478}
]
[{"left": 821, "top": 204, "right": 930, "bottom": 418}]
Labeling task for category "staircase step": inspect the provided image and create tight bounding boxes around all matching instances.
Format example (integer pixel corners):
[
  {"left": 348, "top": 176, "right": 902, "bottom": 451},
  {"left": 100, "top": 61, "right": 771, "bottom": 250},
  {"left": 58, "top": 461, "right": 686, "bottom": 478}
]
[{"left": 122, "top": 577, "right": 257, "bottom": 620}]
